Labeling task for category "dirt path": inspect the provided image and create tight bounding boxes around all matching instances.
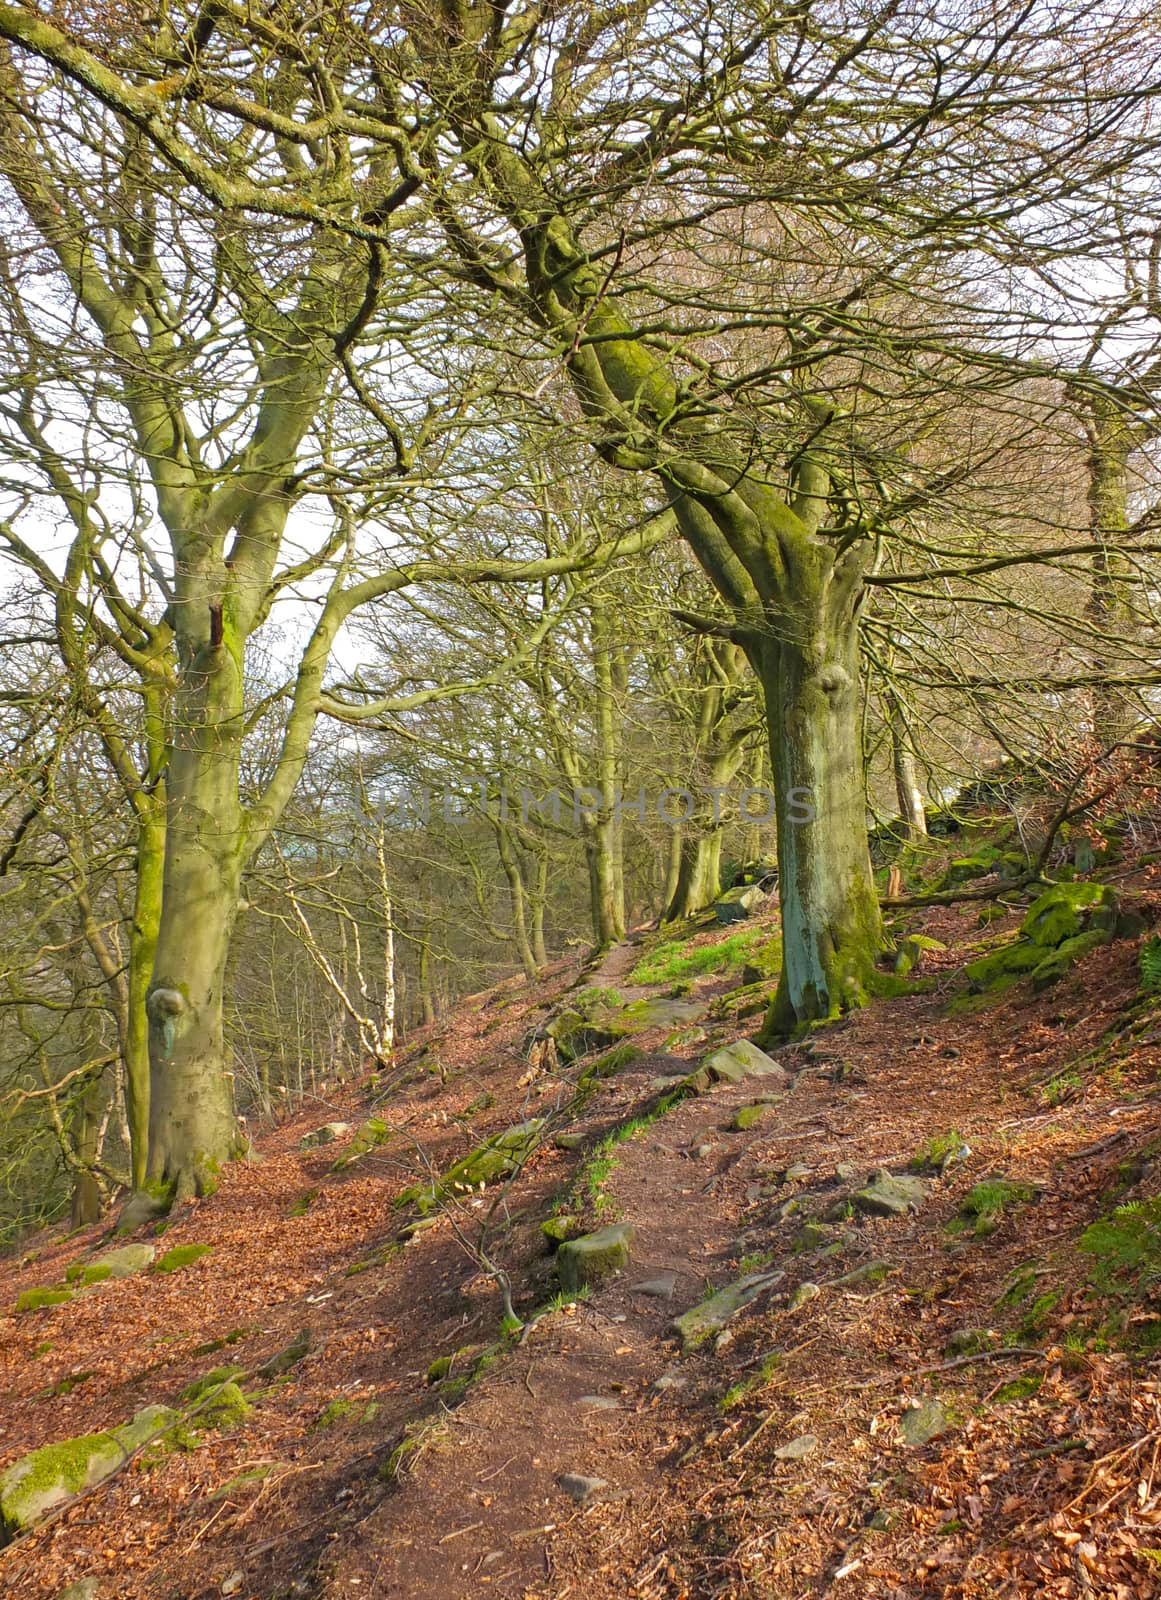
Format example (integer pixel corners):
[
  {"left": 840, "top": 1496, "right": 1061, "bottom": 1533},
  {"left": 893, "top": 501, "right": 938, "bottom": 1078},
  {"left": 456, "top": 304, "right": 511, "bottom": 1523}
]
[{"left": 1, "top": 898, "right": 1160, "bottom": 1599}]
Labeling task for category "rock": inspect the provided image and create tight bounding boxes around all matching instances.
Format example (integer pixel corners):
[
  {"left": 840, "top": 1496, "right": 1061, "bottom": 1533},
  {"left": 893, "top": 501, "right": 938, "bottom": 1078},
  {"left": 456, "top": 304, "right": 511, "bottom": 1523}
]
[
  {"left": 899, "top": 1399, "right": 950, "bottom": 1447},
  {"left": 554, "top": 1131, "right": 585, "bottom": 1151},
  {"left": 894, "top": 934, "right": 946, "bottom": 977},
  {"left": 773, "top": 1433, "right": 819, "bottom": 1461},
  {"left": 54, "top": 1582, "right": 100, "bottom": 1600},
  {"left": 1021, "top": 880, "right": 1117, "bottom": 948},
  {"left": 330, "top": 1117, "right": 391, "bottom": 1170},
  {"left": 576, "top": 1395, "right": 619, "bottom": 1410},
  {"left": 852, "top": 1169, "right": 927, "bottom": 1217},
  {"left": 114, "top": 1190, "right": 168, "bottom": 1234},
  {"left": 299, "top": 1122, "right": 350, "bottom": 1149},
  {"left": 557, "top": 1223, "right": 635, "bottom": 1295},
  {"left": 401, "top": 1119, "right": 545, "bottom": 1210},
  {"left": 788, "top": 1281, "right": 820, "bottom": 1311},
  {"left": 834, "top": 1260, "right": 891, "bottom": 1286},
  {"left": 946, "top": 1327, "right": 996, "bottom": 1357},
  {"left": 557, "top": 1472, "right": 608, "bottom": 1503},
  {"left": 834, "top": 1162, "right": 858, "bottom": 1183},
  {"left": 652, "top": 1369, "right": 687, "bottom": 1392},
  {"left": 65, "top": 1244, "right": 156, "bottom": 1287},
  {"left": 258, "top": 1328, "right": 311, "bottom": 1379},
  {"left": 154, "top": 1243, "right": 212, "bottom": 1274},
  {"left": 713, "top": 883, "right": 767, "bottom": 923},
  {"left": 541, "top": 1215, "right": 579, "bottom": 1251},
  {"left": 732, "top": 1103, "right": 771, "bottom": 1131},
  {"left": 1030, "top": 930, "right": 1107, "bottom": 990},
  {"left": 964, "top": 939, "right": 1044, "bottom": 992},
  {"left": 631, "top": 1272, "right": 677, "bottom": 1299},
  {"left": 784, "top": 1162, "right": 811, "bottom": 1182},
  {"left": 670, "top": 1271, "right": 781, "bottom": 1351},
  {"left": 794, "top": 1223, "right": 830, "bottom": 1253},
  {"left": 220, "top": 1572, "right": 245, "bottom": 1595},
  {"left": 0, "top": 1405, "right": 180, "bottom": 1541},
  {"left": 702, "top": 1039, "right": 788, "bottom": 1088}
]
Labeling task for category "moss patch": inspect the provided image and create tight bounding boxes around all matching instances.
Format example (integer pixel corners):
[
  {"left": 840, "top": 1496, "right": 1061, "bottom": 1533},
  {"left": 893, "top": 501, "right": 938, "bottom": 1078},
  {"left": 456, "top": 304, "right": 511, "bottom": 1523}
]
[
  {"left": 155, "top": 1243, "right": 213, "bottom": 1274},
  {"left": 15, "top": 1287, "right": 73, "bottom": 1313}
]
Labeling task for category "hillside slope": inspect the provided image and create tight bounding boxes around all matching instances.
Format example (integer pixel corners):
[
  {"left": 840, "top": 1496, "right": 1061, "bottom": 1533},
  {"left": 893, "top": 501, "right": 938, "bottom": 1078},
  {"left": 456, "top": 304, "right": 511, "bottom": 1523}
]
[{"left": 2, "top": 869, "right": 1161, "bottom": 1600}]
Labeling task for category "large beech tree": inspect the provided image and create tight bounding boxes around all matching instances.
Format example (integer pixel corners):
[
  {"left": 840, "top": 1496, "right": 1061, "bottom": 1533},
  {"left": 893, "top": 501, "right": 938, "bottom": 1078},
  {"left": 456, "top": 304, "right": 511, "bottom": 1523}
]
[
  {"left": 0, "top": 17, "right": 660, "bottom": 1205},
  {"left": 1, "top": 0, "right": 1159, "bottom": 1056}
]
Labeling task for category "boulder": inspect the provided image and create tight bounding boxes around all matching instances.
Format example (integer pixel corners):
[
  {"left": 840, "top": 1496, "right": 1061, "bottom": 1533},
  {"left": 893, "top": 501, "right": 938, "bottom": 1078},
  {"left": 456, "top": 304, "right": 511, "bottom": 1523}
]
[
  {"left": 702, "top": 1039, "right": 788, "bottom": 1088},
  {"left": 0, "top": 1405, "right": 179, "bottom": 1542},
  {"left": 670, "top": 1270, "right": 781, "bottom": 1351},
  {"left": 852, "top": 1169, "right": 927, "bottom": 1217},
  {"left": 893, "top": 934, "right": 946, "bottom": 978},
  {"left": 329, "top": 1118, "right": 389, "bottom": 1170},
  {"left": 1021, "top": 881, "right": 1116, "bottom": 948},
  {"left": 55, "top": 1583, "right": 100, "bottom": 1600},
  {"left": 899, "top": 1399, "right": 950, "bottom": 1446},
  {"left": 299, "top": 1122, "right": 350, "bottom": 1149},
  {"left": 65, "top": 1244, "right": 155, "bottom": 1286},
  {"left": 713, "top": 883, "right": 767, "bottom": 923},
  {"left": 557, "top": 1223, "right": 634, "bottom": 1295}
]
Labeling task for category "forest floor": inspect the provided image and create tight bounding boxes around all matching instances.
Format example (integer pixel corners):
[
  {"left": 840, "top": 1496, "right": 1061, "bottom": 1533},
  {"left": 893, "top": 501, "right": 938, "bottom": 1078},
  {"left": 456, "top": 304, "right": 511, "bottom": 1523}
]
[{"left": 3, "top": 853, "right": 1161, "bottom": 1599}]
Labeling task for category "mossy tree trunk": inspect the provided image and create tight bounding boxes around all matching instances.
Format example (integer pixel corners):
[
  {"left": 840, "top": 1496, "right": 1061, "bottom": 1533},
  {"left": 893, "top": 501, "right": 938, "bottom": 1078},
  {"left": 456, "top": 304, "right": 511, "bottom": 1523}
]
[{"left": 508, "top": 222, "right": 886, "bottom": 1029}]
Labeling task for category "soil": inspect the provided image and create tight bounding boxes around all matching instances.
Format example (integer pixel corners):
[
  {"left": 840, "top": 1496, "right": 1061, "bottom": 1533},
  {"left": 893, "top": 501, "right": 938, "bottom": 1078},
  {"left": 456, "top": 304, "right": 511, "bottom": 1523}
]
[{"left": 2, "top": 880, "right": 1161, "bottom": 1600}]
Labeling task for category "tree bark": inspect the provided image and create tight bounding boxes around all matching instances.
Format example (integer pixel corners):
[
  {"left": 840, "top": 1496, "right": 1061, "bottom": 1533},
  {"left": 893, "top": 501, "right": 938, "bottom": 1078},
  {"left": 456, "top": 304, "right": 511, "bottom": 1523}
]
[
  {"left": 887, "top": 691, "right": 928, "bottom": 842},
  {"left": 143, "top": 628, "right": 246, "bottom": 1202},
  {"left": 753, "top": 610, "right": 883, "bottom": 1039}
]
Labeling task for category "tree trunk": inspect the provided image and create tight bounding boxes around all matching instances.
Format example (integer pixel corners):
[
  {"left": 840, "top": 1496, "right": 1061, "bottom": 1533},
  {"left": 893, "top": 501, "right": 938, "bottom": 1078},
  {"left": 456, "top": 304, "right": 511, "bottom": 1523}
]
[
  {"left": 886, "top": 692, "right": 928, "bottom": 842},
  {"left": 125, "top": 805, "right": 164, "bottom": 1189},
  {"left": 497, "top": 826, "right": 539, "bottom": 978},
  {"left": 1084, "top": 400, "right": 1140, "bottom": 749},
  {"left": 143, "top": 640, "right": 246, "bottom": 1204},
  {"left": 754, "top": 616, "right": 884, "bottom": 1040},
  {"left": 665, "top": 833, "right": 723, "bottom": 921},
  {"left": 585, "top": 815, "right": 626, "bottom": 948},
  {"left": 530, "top": 853, "right": 548, "bottom": 968}
]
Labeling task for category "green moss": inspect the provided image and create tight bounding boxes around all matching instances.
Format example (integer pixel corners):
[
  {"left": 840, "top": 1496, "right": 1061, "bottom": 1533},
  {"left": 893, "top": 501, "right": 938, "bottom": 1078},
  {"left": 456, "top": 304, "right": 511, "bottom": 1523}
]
[
  {"left": 191, "top": 1326, "right": 254, "bottom": 1359},
  {"left": 155, "top": 1243, "right": 213, "bottom": 1274},
  {"left": 965, "top": 938, "right": 1043, "bottom": 992},
  {"left": 38, "top": 1370, "right": 95, "bottom": 1400},
  {"left": 15, "top": 1287, "right": 73, "bottom": 1313},
  {"left": 996, "top": 1261, "right": 1042, "bottom": 1309},
  {"left": 993, "top": 1374, "right": 1043, "bottom": 1404},
  {"left": 943, "top": 849, "right": 1000, "bottom": 887},
  {"left": 733, "top": 1103, "right": 771, "bottom": 1131},
  {"left": 65, "top": 1263, "right": 112, "bottom": 1285},
  {"left": 893, "top": 934, "right": 946, "bottom": 977},
  {"left": 1020, "top": 1290, "right": 1061, "bottom": 1337},
  {"left": 1021, "top": 881, "right": 1115, "bottom": 948},
  {"left": 720, "top": 1350, "right": 781, "bottom": 1411},
  {"left": 570, "top": 985, "right": 624, "bottom": 1015},
  {"left": 313, "top": 1397, "right": 358, "bottom": 1428},
  {"left": 288, "top": 1189, "right": 319, "bottom": 1218},
  {"left": 579, "top": 1041, "right": 644, "bottom": 1083},
  {"left": 180, "top": 1372, "right": 251, "bottom": 1428},
  {"left": 1030, "top": 930, "right": 1107, "bottom": 990},
  {"left": 330, "top": 1117, "right": 391, "bottom": 1171},
  {"left": 629, "top": 928, "right": 767, "bottom": 986}
]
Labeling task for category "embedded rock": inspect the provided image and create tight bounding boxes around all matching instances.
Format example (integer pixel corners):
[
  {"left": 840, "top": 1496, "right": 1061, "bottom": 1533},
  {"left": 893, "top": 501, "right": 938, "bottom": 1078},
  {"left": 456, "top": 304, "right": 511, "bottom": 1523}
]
[
  {"left": 852, "top": 1169, "right": 927, "bottom": 1217},
  {"left": 66, "top": 1244, "right": 155, "bottom": 1286},
  {"left": 670, "top": 1271, "right": 781, "bottom": 1351},
  {"left": 557, "top": 1223, "right": 635, "bottom": 1295},
  {"left": 0, "top": 1405, "right": 179, "bottom": 1541},
  {"left": 299, "top": 1122, "right": 350, "bottom": 1149}
]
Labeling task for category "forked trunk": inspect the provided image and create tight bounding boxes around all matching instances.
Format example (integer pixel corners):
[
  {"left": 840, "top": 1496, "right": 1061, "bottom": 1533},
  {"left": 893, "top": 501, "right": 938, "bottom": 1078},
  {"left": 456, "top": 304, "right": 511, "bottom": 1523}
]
[{"left": 754, "top": 619, "right": 884, "bottom": 1039}]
